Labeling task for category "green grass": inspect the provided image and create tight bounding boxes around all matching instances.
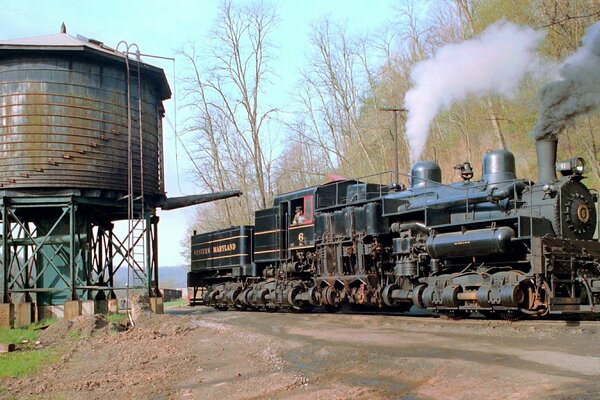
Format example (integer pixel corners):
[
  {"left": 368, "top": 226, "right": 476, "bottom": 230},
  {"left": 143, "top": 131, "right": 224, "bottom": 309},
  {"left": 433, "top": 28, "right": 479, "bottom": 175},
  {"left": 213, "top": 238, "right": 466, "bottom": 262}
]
[
  {"left": 0, "top": 327, "right": 38, "bottom": 345},
  {"left": 0, "top": 318, "right": 63, "bottom": 380},
  {"left": 0, "top": 347, "right": 60, "bottom": 378},
  {"left": 67, "top": 329, "right": 81, "bottom": 341},
  {"left": 0, "top": 317, "right": 58, "bottom": 345},
  {"left": 164, "top": 298, "right": 187, "bottom": 309},
  {"left": 106, "top": 313, "right": 127, "bottom": 324}
]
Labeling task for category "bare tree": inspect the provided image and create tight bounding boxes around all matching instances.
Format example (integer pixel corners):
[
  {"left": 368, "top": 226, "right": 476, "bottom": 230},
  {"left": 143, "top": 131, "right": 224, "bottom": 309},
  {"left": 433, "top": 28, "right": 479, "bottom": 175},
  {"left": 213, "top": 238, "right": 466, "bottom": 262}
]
[
  {"left": 179, "top": 0, "right": 278, "bottom": 231},
  {"left": 294, "top": 18, "right": 390, "bottom": 178}
]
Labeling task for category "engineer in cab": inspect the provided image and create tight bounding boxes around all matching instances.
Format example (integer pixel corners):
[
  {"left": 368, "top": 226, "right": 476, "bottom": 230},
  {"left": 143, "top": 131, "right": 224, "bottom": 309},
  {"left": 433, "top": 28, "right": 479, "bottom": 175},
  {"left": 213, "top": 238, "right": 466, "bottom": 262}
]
[{"left": 291, "top": 206, "right": 305, "bottom": 226}]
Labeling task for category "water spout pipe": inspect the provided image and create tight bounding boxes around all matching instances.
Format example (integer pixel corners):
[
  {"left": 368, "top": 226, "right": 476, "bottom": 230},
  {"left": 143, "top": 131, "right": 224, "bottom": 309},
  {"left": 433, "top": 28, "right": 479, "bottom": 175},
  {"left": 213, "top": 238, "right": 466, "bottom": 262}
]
[{"left": 159, "top": 190, "right": 242, "bottom": 210}]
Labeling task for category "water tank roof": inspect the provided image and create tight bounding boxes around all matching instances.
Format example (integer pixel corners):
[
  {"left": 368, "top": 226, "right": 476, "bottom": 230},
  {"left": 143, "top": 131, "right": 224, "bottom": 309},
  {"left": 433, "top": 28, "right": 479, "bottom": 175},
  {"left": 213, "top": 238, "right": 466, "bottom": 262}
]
[{"left": 0, "top": 32, "right": 171, "bottom": 100}]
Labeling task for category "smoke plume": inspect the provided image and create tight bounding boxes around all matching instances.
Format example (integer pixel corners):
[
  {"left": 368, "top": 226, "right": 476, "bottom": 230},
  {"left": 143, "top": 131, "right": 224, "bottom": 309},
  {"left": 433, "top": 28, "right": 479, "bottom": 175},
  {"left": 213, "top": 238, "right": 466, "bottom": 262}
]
[
  {"left": 531, "top": 22, "right": 600, "bottom": 141},
  {"left": 404, "top": 21, "right": 545, "bottom": 163}
]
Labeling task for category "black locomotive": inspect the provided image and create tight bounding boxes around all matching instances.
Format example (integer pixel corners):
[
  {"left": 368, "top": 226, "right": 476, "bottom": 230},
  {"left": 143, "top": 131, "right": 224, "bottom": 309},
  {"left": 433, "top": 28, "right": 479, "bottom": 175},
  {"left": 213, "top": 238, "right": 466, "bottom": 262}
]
[{"left": 188, "top": 139, "right": 600, "bottom": 318}]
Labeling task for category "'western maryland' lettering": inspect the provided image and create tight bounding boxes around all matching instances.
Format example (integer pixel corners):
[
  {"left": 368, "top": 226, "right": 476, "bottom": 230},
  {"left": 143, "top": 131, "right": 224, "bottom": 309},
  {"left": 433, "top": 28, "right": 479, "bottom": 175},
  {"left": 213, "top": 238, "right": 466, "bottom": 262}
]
[{"left": 193, "top": 242, "right": 237, "bottom": 257}]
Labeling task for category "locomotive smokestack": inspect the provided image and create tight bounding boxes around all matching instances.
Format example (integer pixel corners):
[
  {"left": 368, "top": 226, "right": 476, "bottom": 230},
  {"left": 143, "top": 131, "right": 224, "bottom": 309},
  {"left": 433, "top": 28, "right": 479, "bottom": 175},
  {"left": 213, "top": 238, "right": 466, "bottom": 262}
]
[{"left": 535, "top": 139, "right": 557, "bottom": 184}]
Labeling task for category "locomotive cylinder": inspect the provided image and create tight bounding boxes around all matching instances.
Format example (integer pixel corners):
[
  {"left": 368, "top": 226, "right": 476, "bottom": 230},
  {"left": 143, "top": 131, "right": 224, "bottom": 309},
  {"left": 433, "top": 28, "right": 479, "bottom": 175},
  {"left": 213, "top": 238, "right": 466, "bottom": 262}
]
[
  {"left": 394, "top": 259, "right": 418, "bottom": 276},
  {"left": 426, "top": 227, "right": 515, "bottom": 259}
]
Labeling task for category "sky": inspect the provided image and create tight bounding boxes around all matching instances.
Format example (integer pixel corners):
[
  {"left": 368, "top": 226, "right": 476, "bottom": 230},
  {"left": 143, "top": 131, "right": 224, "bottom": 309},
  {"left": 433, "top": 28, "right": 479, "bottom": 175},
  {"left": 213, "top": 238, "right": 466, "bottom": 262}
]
[{"left": 0, "top": 0, "right": 409, "bottom": 267}]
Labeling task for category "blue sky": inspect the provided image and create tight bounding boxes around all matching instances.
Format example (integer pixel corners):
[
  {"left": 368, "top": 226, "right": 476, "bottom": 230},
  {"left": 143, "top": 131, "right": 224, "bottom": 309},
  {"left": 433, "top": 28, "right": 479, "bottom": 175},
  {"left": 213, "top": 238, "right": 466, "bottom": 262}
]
[{"left": 0, "top": 0, "right": 415, "bottom": 266}]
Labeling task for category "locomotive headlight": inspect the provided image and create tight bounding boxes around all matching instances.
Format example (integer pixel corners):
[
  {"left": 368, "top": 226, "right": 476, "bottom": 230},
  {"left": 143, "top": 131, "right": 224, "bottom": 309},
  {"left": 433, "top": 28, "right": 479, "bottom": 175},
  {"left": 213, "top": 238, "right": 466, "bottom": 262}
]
[
  {"left": 542, "top": 183, "right": 557, "bottom": 195},
  {"left": 556, "top": 157, "right": 585, "bottom": 176},
  {"left": 573, "top": 158, "right": 585, "bottom": 175}
]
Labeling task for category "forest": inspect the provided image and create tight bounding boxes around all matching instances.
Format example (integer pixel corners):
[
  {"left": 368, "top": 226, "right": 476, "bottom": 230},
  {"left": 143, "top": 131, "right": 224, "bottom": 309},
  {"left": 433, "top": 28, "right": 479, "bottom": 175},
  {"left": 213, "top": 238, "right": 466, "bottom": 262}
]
[{"left": 177, "top": 0, "right": 600, "bottom": 236}]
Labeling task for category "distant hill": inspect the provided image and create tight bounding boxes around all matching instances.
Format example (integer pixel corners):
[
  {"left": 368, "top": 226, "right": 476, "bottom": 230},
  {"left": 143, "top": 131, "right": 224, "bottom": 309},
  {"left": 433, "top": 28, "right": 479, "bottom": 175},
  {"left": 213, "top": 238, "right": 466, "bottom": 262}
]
[
  {"left": 113, "top": 265, "right": 189, "bottom": 289},
  {"left": 158, "top": 265, "right": 189, "bottom": 288}
]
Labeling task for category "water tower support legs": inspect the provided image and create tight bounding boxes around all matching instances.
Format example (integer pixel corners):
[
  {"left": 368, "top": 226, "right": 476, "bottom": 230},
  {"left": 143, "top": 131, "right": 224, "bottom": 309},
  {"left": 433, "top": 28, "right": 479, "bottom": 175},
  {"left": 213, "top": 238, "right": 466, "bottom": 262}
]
[
  {"left": 1, "top": 205, "right": 9, "bottom": 304},
  {"left": 69, "top": 202, "right": 78, "bottom": 302},
  {"left": 145, "top": 209, "right": 152, "bottom": 298}
]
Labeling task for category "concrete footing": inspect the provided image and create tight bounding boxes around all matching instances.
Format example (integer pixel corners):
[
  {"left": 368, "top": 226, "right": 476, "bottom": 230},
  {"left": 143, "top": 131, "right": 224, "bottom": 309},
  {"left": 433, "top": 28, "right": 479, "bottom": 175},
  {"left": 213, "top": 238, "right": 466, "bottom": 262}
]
[
  {"left": 0, "top": 303, "right": 14, "bottom": 328},
  {"left": 95, "top": 300, "right": 109, "bottom": 315},
  {"left": 108, "top": 299, "right": 119, "bottom": 314},
  {"left": 150, "top": 297, "right": 164, "bottom": 314},
  {"left": 39, "top": 304, "right": 64, "bottom": 320},
  {"left": 3, "top": 298, "right": 163, "bottom": 328},
  {"left": 81, "top": 300, "right": 95, "bottom": 316},
  {"left": 64, "top": 301, "right": 82, "bottom": 320},
  {"left": 15, "top": 303, "right": 36, "bottom": 328}
]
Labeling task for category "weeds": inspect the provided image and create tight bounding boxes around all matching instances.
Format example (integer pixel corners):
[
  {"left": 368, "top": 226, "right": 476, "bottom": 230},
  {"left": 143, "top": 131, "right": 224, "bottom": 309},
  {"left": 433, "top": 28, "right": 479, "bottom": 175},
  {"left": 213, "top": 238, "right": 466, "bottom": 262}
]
[
  {"left": 0, "top": 318, "right": 61, "bottom": 379},
  {"left": 106, "top": 313, "right": 127, "bottom": 324},
  {"left": 165, "top": 299, "right": 188, "bottom": 309},
  {"left": 67, "top": 330, "right": 81, "bottom": 341},
  {"left": 0, "top": 348, "right": 59, "bottom": 378}
]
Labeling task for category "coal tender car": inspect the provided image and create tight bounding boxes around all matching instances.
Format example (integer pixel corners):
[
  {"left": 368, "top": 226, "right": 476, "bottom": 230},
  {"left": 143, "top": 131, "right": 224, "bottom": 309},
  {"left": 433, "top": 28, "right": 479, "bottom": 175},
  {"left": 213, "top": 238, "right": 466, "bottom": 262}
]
[{"left": 188, "top": 140, "right": 600, "bottom": 318}]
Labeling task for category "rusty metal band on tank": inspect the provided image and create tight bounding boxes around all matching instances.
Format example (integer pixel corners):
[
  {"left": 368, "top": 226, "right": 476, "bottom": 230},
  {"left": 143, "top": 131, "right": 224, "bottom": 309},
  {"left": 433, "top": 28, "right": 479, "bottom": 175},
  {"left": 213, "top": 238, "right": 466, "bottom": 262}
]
[{"left": 189, "top": 139, "right": 600, "bottom": 319}]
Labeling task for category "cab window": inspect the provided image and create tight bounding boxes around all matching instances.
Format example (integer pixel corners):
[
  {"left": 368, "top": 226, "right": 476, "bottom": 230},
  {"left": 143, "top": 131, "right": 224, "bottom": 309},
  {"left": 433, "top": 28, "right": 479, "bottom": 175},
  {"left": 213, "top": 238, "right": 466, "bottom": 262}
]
[{"left": 303, "top": 196, "right": 314, "bottom": 223}]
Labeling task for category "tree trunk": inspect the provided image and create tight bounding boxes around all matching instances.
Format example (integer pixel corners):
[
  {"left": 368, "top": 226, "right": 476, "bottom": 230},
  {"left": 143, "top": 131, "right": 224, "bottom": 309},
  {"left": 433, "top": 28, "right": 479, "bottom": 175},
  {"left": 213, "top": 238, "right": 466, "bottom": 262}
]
[{"left": 486, "top": 97, "right": 507, "bottom": 150}]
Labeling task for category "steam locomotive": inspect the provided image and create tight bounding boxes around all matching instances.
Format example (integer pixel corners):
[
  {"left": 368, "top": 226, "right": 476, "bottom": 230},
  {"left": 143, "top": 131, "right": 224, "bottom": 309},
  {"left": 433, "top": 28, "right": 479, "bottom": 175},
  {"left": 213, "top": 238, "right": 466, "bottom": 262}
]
[{"left": 187, "top": 139, "right": 600, "bottom": 318}]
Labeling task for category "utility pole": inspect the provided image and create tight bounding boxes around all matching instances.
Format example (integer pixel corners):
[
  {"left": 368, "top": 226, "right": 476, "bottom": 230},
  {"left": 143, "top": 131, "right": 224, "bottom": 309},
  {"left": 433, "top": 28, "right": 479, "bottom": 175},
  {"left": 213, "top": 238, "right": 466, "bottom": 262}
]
[{"left": 379, "top": 107, "right": 406, "bottom": 184}]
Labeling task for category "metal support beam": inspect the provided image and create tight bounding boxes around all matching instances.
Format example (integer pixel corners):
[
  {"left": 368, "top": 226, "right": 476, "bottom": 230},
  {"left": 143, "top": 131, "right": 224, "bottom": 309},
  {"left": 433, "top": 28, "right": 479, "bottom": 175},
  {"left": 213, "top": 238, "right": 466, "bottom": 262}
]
[
  {"left": 107, "top": 225, "right": 116, "bottom": 299},
  {"left": 69, "top": 203, "right": 77, "bottom": 301},
  {"left": 1, "top": 204, "right": 9, "bottom": 303},
  {"left": 152, "top": 215, "right": 160, "bottom": 298},
  {"left": 145, "top": 208, "right": 152, "bottom": 297},
  {"left": 0, "top": 195, "right": 159, "bottom": 308}
]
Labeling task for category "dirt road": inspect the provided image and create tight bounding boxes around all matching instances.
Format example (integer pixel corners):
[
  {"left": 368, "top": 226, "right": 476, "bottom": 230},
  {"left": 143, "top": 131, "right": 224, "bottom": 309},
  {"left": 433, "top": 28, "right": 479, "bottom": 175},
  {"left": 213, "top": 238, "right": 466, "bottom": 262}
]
[{"left": 3, "top": 307, "right": 600, "bottom": 399}]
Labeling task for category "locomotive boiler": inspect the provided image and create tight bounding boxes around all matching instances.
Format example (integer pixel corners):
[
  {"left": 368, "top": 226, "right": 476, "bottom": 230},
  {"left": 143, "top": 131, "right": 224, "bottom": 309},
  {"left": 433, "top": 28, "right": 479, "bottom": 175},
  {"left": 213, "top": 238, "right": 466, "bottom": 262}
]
[{"left": 188, "top": 139, "right": 600, "bottom": 318}]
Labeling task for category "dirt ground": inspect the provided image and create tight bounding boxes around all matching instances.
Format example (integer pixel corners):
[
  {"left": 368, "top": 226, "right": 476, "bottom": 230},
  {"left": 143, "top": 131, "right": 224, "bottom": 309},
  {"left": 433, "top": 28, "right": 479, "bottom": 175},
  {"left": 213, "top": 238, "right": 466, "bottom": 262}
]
[{"left": 2, "top": 306, "right": 600, "bottom": 400}]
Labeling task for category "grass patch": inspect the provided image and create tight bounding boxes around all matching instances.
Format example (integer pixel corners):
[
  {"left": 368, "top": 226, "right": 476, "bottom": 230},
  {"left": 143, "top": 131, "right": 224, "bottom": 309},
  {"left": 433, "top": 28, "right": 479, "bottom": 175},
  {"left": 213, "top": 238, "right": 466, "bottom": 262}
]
[
  {"left": 0, "top": 347, "right": 60, "bottom": 378},
  {"left": 67, "top": 330, "right": 81, "bottom": 341},
  {"left": 0, "top": 327, "right": 38, "bottom": 345},
  {"left": 165, "top": 298, "right": 187, "bottom": 309},
  {"left": 0, "top": 318, "right": 63, "bottom": 380},
  {"left": 0, "top": 318, "right": 54, "bottom": 343},
  {"left": 105, "top": 313, "right": 127, "bottom": 324},
  {"left": 29, "top": 318, "right": 57, "bottom": 330},
  {"left": 0, "top": 318, "right": 57, "bottom": 345}
]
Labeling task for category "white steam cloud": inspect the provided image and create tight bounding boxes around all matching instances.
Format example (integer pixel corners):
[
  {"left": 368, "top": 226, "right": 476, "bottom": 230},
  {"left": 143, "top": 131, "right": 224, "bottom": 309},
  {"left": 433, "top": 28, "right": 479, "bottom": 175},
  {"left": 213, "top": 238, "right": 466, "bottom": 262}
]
[
  {"left": 404, "top": 21, "right": 545, "bottom": 163},
  {"left": 531, "top": 21, "right": 600, "bottom": 141}
]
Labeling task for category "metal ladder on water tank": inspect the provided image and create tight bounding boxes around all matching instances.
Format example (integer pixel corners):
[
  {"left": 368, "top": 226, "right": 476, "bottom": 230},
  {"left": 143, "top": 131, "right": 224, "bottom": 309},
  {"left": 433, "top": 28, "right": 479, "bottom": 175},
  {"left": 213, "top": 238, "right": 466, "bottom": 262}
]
[
  {"left": 123, "top": 43, "right": 147, "bottom": 295},
  {"left": 130, "top": 217, "right": 146, "bottom": 291}
]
